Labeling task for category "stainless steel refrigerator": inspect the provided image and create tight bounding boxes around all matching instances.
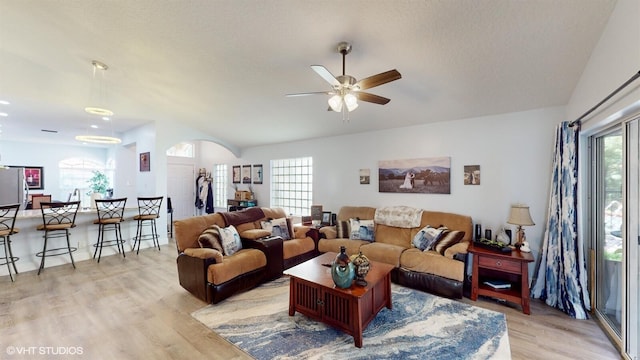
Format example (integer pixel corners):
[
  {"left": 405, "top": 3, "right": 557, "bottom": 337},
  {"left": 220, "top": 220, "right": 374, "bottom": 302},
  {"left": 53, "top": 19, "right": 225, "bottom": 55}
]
[{"left": 0, "top": 167, "right": 27, "bottom": 207}]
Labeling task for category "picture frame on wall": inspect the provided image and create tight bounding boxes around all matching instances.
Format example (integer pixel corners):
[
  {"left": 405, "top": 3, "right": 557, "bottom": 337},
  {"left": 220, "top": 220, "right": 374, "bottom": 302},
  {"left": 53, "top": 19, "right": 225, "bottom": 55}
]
[
  {"left": 464, "top": 165, "right": 480, "bottom": 185},
  {"left": 140, "top": 152, "right": 151, "bottom": 172},
  {"left": 378, "top": 157, "right": 451, "bottom": 194},
  {"left": 252, "top": 164, "right": 263, "bottom": 184},
  {"left": 232, "top": 165, "right": 241, "bottom": 184},
  {"left": 24, "top": 166, "right": 44, "bottom": 190},
  {"left": 242, "top": 165, "right": 251, "bottom": 184}
]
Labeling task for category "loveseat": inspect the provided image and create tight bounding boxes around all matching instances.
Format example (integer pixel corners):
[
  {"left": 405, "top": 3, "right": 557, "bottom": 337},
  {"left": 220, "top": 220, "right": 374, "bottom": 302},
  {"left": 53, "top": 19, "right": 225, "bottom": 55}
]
[
  {"left": 174, "top": 207, "right": 318, "bottom": 303},
  {"left": 318, "top": 206, "right": 472, "bottom": 298}
]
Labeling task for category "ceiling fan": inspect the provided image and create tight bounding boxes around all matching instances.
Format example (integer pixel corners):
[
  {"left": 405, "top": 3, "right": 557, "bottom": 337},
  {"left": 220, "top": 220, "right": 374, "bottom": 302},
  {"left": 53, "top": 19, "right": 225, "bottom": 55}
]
[{"left": 287, "top": 41, "right": 401, "bottom": 114}]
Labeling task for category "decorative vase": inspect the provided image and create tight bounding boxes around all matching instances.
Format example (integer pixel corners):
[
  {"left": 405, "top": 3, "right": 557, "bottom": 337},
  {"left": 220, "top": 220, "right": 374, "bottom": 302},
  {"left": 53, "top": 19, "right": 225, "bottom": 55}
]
[
  {"left": 331, "top": 246, "right": 355, "bottom": 289},
  {"left": 351, "top": 251, "right": 371, "bottom": 287},
  {"left": 90, "top": 192, "right": 103, "bottom": 209}
]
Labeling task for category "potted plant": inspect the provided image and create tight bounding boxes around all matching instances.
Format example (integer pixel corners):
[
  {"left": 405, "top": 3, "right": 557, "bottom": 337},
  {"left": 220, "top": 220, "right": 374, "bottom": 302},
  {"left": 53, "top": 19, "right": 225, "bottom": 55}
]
[{"left": 87, "top": 170, "right": 109, "bottom": 207}]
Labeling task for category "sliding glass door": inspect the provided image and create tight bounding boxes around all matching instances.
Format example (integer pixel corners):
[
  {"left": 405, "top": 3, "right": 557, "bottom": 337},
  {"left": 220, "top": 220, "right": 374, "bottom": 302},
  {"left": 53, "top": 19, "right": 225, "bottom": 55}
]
[
  {"left": 594, "top": 129, "right": 623, "bottom": 335},
  {"left": 590, "top": 116, "right": 639, "bottom": 359}
]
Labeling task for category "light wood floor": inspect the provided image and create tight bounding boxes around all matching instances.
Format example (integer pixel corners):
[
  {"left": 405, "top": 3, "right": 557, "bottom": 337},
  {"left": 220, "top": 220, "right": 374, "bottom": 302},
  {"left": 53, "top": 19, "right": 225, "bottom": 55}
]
[{"left": 1, "top": 239, "right": 621, "bottom": 360}]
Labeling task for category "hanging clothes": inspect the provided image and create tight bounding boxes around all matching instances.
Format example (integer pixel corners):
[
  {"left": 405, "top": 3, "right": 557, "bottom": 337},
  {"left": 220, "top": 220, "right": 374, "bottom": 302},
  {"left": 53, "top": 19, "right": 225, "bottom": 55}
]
[
  {"left": 205, "top": 181, "right": 214, "bottom": 214},
  {"left": 195, "top": 174, "right": 205, "bottom": 209}
]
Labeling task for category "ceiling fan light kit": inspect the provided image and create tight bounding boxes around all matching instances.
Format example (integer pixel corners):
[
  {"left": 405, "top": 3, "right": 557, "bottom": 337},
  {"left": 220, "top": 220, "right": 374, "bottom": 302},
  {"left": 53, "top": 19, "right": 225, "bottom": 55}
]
[{"left": 287, "top": 41, "right": 401, "bottom": 118}]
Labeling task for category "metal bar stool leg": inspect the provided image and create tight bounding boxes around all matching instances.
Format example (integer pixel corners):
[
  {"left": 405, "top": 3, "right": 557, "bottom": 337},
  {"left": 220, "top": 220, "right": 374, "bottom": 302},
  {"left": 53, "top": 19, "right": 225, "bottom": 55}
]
[
  {"left": 93, "top": 224, "right": 102, "bottom": 260},
  {"left": 66, "top": 229, "right": 76, "bottom": 269},
  {"left": 7, "top": 236, "right": 18, "bottom": 275},
  {"left": 2, "top": 236, "right": 14, "bottom": 282},
  {"left": 152, "top": 219, "right": 160, "bottom": 251},
  {"left": 38, "top": 232, "right": 49, "bottom": 275}
]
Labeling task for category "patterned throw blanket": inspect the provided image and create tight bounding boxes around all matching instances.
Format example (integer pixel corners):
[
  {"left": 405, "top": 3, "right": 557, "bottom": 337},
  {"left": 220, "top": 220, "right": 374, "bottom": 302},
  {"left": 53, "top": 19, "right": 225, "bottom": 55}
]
[
  {"left": 374, "top": 206, "right": 423, "bottom": 228},
  {"left": 221, "top": 207, "right": 265, "bottom": 227}
]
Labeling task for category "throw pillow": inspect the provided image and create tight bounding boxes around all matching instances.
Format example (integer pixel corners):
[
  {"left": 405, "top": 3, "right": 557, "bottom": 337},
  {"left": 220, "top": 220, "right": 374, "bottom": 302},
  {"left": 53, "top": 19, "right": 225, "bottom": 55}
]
[
  {"left": 260, "top": 217, "right": 291, "bottom": 240},
  {"left": 433, "top": 229, "right": 466, "bottom": 255},
  {"left": 335, "top": 220, "right": 350, "bottom": 239},
  {"left": 349, "top": 218, "right": 375, "bottom": 242},
  {"left": 197, "top": 226, "right": 224, "bottom": 253},
  {"left": 215, "top": 225, "right": 243, "bottom": 256},
  {"left": 412, "top": 225, "right": 445, "bottom": 251}
]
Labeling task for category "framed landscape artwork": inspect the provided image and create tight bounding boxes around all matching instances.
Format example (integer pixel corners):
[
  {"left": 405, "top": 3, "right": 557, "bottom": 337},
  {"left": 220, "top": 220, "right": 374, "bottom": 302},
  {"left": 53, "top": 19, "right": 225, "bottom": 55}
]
[{"left": 378, "top": 157, "right": 451, "bottom": 194}]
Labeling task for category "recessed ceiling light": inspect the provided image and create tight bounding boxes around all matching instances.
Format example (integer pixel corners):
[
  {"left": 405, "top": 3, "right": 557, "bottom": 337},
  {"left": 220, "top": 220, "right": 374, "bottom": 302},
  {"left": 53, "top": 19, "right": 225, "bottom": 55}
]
[
  {"left": 102, "top": 117, "right": 110, "bottom": 121},
  {"left": 91, "top": 124, "right": 99, "bottom": 129},
  {"left": 0, "top": 112, "right": 7, "bottom": 117},
  {"left": 0, "top": 100, "right": 9, "bottom": 105}
]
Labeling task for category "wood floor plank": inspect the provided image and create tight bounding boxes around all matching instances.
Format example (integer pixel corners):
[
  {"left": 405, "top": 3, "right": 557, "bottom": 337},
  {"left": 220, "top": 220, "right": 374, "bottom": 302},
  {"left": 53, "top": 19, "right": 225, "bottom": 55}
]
[{"left": 0, "top": 239, "right": 621, "bottom": 359}]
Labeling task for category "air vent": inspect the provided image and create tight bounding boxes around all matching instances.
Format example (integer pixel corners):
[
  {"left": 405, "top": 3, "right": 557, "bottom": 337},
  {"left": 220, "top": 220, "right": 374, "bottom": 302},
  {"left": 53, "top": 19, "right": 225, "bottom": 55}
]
[{"left": 41, "top": 129, "right": 58, "bottom": 133}]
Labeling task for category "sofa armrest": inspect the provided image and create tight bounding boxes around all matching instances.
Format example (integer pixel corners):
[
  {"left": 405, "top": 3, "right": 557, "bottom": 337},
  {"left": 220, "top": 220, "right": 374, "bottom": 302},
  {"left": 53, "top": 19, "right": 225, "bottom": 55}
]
[
  {"left": 319, "top": 225, "right": 337, "bottom": 239},
  {"left": 444, "top": 241, "right": 469, "bottom": 259},
  {"left": 176, "top": 251, "right": 218, "bottom": 302},
  {"left": 243, "top": 236, "right": 284, "bottom": 281},
  {"left": 293, "top": 224, "right": 311, "bottom": 239}
]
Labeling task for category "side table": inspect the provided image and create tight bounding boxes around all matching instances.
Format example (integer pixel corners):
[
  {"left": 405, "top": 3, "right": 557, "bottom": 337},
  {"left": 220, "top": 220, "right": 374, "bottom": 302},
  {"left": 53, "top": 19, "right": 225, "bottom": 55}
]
[{"left": 469, "top": 243, "right": 535, "bottom": 314}]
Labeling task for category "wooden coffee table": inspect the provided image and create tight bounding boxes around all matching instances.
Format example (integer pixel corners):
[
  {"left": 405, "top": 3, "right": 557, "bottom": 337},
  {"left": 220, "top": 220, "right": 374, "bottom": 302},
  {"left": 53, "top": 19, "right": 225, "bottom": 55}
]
[{"left": 284, "top": 252, "right": 394, "bottom": 348}]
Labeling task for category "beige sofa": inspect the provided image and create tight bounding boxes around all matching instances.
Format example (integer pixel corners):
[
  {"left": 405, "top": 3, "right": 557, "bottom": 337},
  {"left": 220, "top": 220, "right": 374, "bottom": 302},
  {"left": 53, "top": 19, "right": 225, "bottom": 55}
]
[{"left": 318, "top": 206, "right": 472, "bottom": 298}]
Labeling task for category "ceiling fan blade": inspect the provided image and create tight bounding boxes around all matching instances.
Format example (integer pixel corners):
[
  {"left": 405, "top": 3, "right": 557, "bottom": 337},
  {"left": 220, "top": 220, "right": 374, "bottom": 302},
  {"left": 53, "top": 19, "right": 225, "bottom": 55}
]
[
  {"left": 311, "top": 65, "right": 341, "bottom": 87},
  {"left": 356, "top": 69, "right": 402, "bottom": 90},
  {"left": 285, "top": 91, "right": 333, "bottom": 97},
  {"left": 356, "top": 92, "right": 391, "bottom": 105}
]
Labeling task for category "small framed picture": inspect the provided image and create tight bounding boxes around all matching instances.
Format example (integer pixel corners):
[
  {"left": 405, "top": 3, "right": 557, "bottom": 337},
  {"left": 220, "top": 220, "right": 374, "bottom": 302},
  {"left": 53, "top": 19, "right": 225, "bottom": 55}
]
[
  {"left": 252, "top": 164, "right": 263, "bottom": 184},
  {"left": 242, "top": 165, "right": 251, "bottom": 184},
  {"left": 140, "top": 152, "right": 150, "bottom": 172},
  {"left": 232, "top": 166, "right": 241, "bottom": 184},
  {"left": 24, "top": 166, "right": 44, "bottom": 190},
  {"left": 321, "top": 211, "right": 332, "bottom": 226},
  {"left": 464, "top": 165, "right": 480, "bottom": 185}
]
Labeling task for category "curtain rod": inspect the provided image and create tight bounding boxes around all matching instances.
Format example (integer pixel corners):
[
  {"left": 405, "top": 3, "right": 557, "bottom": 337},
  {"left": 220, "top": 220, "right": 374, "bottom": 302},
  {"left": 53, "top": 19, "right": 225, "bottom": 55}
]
[{"left": 569, "top": 70, "right": 640, "bottom": 127}]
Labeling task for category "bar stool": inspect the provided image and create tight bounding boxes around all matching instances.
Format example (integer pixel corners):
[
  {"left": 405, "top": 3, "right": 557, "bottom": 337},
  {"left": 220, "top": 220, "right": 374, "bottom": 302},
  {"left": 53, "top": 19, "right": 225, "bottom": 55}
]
[
  {"left": 0, "top": 204, "right": 20, "bottom": 282},
  {"left": 36, "top": 201, "right": 80, "bottom": 275},
  {"left": 132, "top": 196, "right": 163, "bottom": 254},
  {"left": 93, "top": 198, "right": 127, "bottom": 263}
]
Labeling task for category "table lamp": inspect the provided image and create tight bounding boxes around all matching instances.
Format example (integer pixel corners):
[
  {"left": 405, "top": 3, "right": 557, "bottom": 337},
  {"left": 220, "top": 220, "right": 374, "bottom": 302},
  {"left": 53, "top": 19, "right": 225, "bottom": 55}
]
[{"left": 507, "top": 204, "right": 535, "bottom": 248}]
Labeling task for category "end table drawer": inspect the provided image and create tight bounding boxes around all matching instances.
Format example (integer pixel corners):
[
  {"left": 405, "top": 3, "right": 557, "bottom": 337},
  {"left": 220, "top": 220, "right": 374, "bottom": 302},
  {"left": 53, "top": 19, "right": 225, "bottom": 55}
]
[{"left": 478, "top": 256, "right": 521, "bottom": 273}]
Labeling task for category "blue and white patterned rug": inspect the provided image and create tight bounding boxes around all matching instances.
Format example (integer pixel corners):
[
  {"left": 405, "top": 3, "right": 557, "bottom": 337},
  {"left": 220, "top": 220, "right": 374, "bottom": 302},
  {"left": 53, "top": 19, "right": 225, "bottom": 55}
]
[{"left": 191, "top": 277, "right": 511, "bottom": 360}]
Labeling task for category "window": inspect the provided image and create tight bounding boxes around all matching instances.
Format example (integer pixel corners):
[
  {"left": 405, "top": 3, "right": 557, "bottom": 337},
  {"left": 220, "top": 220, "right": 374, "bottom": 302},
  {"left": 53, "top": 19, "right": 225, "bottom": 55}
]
[
  {"left": 214, "top": 164, "right": 227, "bottom": 208},
  {"left": 166, "top": 142, "right": 195, "bottom": 158},
  {"left": 270, "top": 157, "right": 312, "bottom": 216},
  {"left": 59, "top": 158, "right": 109, "bottom": 208}
]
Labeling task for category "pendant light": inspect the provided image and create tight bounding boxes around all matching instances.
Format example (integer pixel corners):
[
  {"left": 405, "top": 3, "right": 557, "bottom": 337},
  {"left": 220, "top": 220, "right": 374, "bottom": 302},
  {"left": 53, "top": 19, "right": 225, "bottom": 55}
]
[{"left": 75, "top": 60, "right": 121, "bottom": 145}]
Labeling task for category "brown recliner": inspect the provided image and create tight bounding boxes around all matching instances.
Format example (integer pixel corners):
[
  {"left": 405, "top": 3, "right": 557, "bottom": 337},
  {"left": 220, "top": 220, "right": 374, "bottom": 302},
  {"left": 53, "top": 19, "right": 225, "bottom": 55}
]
[{"left": 174, "top": 213, "right": 268, "bottom": 304}]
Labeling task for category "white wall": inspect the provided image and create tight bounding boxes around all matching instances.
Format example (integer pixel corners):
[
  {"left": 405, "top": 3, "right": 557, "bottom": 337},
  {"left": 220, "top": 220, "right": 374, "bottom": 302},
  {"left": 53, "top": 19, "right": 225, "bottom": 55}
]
[
  {"left": 567, "top": 0, "right": 640, "bottom": 131},
  {"left": 241, "top": 106, "right": 564, "bottom": 269},
  {"left": 0, "top": 139, "right": 107, "bottom": 201}
]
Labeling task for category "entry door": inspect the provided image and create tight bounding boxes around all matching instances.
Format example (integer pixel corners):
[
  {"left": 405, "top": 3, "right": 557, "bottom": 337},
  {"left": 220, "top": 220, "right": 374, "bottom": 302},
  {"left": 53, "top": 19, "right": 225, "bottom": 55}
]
[{"left": 167, "top": 163, "right": 195, "bottom": 221}]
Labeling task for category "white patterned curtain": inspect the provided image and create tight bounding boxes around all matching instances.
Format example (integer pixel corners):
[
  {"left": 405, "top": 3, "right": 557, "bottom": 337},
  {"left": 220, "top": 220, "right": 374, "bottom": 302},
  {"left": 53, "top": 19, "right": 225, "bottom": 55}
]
[{"left": 531, "top": 121, "right": 590, "bottom": 319}]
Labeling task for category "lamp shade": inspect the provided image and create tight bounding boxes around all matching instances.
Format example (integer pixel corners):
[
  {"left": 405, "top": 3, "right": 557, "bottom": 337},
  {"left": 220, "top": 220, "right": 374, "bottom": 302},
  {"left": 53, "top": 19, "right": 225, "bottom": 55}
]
[
  {"left": 328, "top": 94, "right": 343, "bottom": 112},
  {"left": 507, "top": 205, "right": 535, "bottom": 226}
]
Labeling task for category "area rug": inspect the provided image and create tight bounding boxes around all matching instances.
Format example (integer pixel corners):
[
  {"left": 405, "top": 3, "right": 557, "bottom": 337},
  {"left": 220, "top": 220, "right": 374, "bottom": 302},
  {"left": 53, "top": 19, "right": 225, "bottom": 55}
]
[{"left": 191, "top": 277, "right": 511, "bottom": 360}]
